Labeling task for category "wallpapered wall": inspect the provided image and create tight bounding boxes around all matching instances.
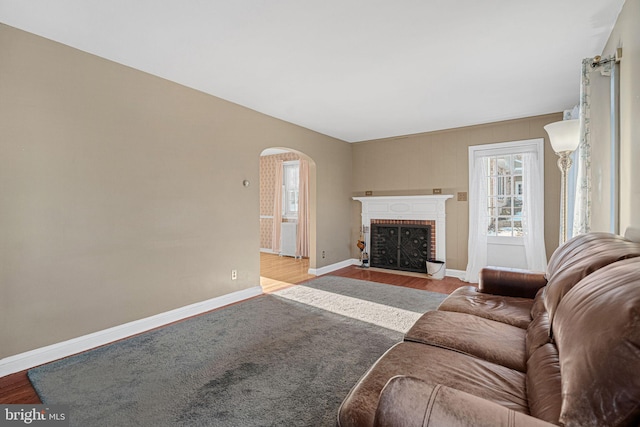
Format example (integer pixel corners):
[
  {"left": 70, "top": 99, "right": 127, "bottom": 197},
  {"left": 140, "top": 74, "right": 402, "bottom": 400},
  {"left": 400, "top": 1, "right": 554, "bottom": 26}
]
[{"left": 260, "top": 152, "right": 300, "bottom": 250}]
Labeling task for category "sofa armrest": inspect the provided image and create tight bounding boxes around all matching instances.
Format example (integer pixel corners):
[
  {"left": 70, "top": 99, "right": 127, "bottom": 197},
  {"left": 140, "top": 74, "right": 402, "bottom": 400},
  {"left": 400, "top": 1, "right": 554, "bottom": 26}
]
[
  {"left": 478, "top": 266, "right": 547, "bottom": 299},
  {"left": 374, "top": 376, "right": 555, "bottom": 427}
]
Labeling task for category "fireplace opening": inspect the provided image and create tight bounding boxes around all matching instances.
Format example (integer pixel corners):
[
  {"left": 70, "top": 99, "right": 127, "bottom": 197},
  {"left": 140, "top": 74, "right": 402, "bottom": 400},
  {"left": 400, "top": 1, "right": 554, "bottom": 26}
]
[{"left": 370, "top": 223, "right": 432, "bottom": 273}]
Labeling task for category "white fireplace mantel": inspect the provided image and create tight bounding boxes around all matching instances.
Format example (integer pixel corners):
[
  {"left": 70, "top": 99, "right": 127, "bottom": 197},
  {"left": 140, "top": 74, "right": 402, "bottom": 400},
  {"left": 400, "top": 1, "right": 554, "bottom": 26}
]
[{"left": 353, "top": 195, "right": 453, "bottom": 262}]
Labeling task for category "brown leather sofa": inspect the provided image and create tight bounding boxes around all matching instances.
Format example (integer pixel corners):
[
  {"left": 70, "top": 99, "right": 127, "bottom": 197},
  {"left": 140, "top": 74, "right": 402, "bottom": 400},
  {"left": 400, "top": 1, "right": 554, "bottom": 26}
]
[{"left": 337, "top": 231, "right": 640, "bottom": 426}]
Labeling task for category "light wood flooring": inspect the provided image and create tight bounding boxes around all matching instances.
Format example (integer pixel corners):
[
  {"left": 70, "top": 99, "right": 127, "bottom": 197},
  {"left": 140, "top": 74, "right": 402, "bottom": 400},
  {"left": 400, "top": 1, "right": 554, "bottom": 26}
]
[
  {"left": 260, "top": 252, "right": 316, "bottom": 293},
  {"left": 0, "top": 254, "right": 466, "bottom": 404}
]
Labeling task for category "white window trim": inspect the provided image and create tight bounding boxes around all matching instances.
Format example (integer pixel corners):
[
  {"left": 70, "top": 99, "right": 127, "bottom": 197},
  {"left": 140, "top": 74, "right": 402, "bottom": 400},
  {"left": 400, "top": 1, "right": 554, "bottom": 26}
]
[{"left": 469, "top": 138, "right": 544, "bottom": 246}]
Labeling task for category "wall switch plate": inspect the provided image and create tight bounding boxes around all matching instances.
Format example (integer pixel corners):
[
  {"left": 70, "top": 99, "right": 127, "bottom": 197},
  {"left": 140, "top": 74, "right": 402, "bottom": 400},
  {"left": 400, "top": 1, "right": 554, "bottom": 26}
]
[
  {"left": 365, "top": 191, "right": 373, "bottom": 196},
  {"left": 457, "top": 192, "right": 468, "bottom": 201},
  {"left": 433, "top": 188, "right": 442, "bottom": 194}
]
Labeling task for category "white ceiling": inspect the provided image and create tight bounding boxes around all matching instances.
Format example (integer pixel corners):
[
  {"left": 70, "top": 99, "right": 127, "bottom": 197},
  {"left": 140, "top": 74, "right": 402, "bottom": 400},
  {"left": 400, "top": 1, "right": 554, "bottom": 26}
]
[{"left": 0, "top": 0, "right": 625, "bottom": 142}]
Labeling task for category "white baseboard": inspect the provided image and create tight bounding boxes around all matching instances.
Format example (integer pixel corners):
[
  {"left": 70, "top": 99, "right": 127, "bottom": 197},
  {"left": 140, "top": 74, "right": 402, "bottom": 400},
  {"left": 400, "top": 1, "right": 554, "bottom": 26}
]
[
  {"left": 260, "top": 248, "right": 276, "bottom": 254},
  {"left": 309, "top": 258, "right": 466, "bottom": 280},
  {"left": 308, "top": 258, "right": 467, "bottom": 281},
  {"left": 0, "top": 286, "right": 263, "bottom": 377},
  {"left": 308, "top": 258, "right": 359, "bottom": 276},
  {"left": 445, "top": 268, "right": 466, "bottom": 280}
]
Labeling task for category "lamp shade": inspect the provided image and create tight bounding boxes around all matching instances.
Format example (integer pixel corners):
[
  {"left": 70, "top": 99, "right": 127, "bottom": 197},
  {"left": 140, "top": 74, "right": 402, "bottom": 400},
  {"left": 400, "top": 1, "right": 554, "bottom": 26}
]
[{"left": 544, "top": 119, "right": 580, "bottom": 153}]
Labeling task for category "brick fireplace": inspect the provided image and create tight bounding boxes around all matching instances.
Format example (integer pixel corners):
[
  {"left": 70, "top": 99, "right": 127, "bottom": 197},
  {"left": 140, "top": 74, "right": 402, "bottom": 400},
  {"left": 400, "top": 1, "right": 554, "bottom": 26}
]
[{"left": 353, "top": 195, "right": 453, "bottom": 273}]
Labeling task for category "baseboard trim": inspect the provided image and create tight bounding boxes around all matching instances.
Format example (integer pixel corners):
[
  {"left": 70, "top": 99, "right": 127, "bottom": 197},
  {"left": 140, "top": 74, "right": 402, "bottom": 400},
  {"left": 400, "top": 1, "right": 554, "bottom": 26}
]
[
  {"left": 445, "top": 268, "right": 466, "bottom": 280},
  {"left": 308, "top": 259, "right": 359, "bottom": 276},
  {"left": 309, "top": 259, "right": 467, "bottom": 280},
  {"left": 0, "top": 286, "right": 263, "bottom": 377}
]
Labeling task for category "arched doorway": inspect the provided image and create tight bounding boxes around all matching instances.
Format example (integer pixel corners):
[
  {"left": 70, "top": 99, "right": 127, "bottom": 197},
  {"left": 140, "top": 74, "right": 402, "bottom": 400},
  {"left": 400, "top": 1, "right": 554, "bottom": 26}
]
[{"left": 259, "top": 148, "right": 316, "bottom": 292}]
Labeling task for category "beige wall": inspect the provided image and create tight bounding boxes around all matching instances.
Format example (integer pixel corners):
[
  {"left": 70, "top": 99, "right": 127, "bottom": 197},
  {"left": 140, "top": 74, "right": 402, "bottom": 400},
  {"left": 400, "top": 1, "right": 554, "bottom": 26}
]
[
  {"left": 0, "top": 24, "right": 352, "bottom": 358},
  {"left": 602, "top": 0, "right": 640, "bottom": 232},
  {"left": 351, "top": 114, "right": 563, "bottom": 270}
]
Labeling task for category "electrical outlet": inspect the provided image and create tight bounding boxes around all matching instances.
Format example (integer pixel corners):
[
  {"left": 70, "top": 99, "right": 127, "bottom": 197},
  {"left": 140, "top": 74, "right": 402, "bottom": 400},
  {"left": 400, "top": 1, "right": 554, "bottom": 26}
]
[
  {"left": 231, "top": 270, "right": 237, "bottom": 280},
  {"left": 365, "top": 191, "right": 373, "bottom": 196},
  {"left": 433, "top": 188, "right": 442, "bottom": 194},
  {"left": 322, "top": 251, "right": 326, "bottom": 259},
  {"left": 457, "top": 192, "right": 468, "bottom": 201}
]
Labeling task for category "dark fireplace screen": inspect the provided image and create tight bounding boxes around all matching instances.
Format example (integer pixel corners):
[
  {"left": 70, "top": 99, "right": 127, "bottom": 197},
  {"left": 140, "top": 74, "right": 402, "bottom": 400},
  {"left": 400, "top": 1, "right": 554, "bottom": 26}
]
[{"left": 370, "top": 224, "right": 432, "bottom": 273}]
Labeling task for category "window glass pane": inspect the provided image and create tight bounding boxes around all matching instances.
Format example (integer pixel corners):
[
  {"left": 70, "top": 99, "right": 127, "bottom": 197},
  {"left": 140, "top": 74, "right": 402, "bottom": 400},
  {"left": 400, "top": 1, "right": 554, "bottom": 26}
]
[
  {"left": 487, "top": 196, "right": 499, "bottom": 210},
  {"left": 496, "top": 156, "right": 511, "bottom": 176},
  {"left": 479, "top": 147, "right": 540, "bottom": 240},
  {"left": 514, "top": 206, "right": 523, "bottom": 220},
  {"left": 514, "top": 196, "right": 523, "bottom": 209},
  {"left": 514, "top": 178, "right": 523, "bottom": 195},
  {"left": 513, "top": 154, "right": 523, "bottom": 174},
  {"left": 487, "top": 157, "right": 497, "bottom": 176},
  {"left": 283, "top": 162, "right": 300, "bottom": 216},
  {"left": 497, "top": 217, "right": 513, "bottom": 236},
  {"left": 504, "top": 176, "right": 513, "bottom": 196},
  {"left": 485, "top": 153, "right": 531, "bottom": 237},
  {"left": 487, "top": 218, "right": 497, "bottom": 236},
  {"left": 513, "top": 220, "right": 523, "bottom": 237},
  {"left": 488, "top": 177, "right": 497, "bottom": 196},
  {"left": 499, "top": 206, "right": 512, "bottom": 216}
]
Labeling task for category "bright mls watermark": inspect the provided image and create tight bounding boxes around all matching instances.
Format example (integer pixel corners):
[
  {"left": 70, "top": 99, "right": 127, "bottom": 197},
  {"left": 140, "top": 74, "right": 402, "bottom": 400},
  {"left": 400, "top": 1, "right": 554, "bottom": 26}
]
[{"left": 0, "top": 405, "right": 69, "bottom": 426}]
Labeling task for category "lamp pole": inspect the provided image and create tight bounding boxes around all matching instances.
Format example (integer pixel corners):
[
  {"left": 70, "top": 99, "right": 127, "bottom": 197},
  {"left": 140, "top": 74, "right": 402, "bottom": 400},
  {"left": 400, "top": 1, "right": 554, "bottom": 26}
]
[{"left": 557, "top": 151, "right": 573, "bottom": 245}]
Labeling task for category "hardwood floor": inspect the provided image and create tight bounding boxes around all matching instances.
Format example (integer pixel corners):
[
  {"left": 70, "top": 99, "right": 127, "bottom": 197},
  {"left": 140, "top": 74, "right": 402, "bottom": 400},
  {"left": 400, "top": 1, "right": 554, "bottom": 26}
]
[
  {"left": 259, "top": 252, "right": 316, "bottom": 293},
  {"left": 0, "top": 254, "right": 467, "bottom": 404},
  {"left": 0, "top": 371, "right": 40, "bottom": 404},
  {"left": 329, "top": 265, "right": 466, "bottom": 295}
]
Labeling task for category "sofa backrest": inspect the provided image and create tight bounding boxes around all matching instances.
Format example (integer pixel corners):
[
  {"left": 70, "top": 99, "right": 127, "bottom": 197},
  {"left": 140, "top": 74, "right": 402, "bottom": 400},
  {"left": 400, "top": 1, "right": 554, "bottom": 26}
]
[
  {"left": 551, "top": 257, "right": 640, "bottom": 427},
  {"left": 543, "top": 232, "right": 640, "bottom": 329}
]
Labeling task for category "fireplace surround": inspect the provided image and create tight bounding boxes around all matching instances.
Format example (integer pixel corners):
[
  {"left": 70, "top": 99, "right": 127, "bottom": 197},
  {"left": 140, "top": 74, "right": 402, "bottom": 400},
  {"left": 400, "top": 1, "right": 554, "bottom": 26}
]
[{"left": 353, "top": 195, "right": 453, "bottom": 273}]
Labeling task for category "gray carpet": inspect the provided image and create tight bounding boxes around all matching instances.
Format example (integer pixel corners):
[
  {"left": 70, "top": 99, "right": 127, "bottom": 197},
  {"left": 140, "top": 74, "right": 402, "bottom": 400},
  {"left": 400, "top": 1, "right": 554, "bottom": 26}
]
[{"left": 28, "top": 276, "right": 447, "bottom": 426}]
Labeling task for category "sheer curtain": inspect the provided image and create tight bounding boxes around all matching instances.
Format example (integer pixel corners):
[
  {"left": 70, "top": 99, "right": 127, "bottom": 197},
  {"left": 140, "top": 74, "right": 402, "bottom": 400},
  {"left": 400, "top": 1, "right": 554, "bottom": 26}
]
[
  {"left": 464, "top": 156, "right": 488, "bottom": 282},
  {"left": 522, "top": 152, "right": 547, "bottom": 271},
  {"left": 573, "top": 56, "right": 617, "bottom": 236},
  {"left": 296, "top": 159, "right": 310, "bottom": 258},
  {"left": 271, "top": 160, "right": 283, "bottom": 253},
  {"left": 573, "top": 58, "right": 594, "bottom": 236}
]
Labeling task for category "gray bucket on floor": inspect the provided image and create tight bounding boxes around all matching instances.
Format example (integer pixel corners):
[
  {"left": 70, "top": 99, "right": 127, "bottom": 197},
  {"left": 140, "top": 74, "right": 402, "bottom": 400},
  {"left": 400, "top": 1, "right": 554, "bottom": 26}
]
[{"left": 426, "top": 259, "right": 446, "bottom": 279}]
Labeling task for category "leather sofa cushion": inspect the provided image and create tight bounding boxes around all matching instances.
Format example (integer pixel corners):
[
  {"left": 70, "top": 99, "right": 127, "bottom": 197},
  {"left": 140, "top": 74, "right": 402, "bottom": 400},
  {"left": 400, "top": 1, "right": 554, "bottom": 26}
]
[
  {"left": 337, "top": 342, "right": 527, "bottom": 427},
  {"left": 438, "top": 286, "right": 534, "bottom": 329},
  {"left": 526, "top": 343, "right": 561, "bottom": 424},
  {"left": 375, "top": 377, "right": 555, "bottom": 427},
  {"left": 544, "top": 232, "right": 640, "bottom": 329},
  {"left": 405, "top": 310, "right": 527, "bottom": 371},
  {"left": 530, "top": 287, "right": 547, "bottom": 319},
  {"left": 553, "top": 258, "right": 640, "bottom": 427},
  {"left": 525, "top": 311, "right": 551, "bottom": 359}
]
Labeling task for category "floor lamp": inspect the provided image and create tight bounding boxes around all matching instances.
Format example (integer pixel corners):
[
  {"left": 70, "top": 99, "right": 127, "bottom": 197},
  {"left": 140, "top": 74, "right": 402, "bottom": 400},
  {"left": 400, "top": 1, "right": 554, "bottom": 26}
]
[{"left": 544, "top": 119, "right": 581, "bottom": 245}]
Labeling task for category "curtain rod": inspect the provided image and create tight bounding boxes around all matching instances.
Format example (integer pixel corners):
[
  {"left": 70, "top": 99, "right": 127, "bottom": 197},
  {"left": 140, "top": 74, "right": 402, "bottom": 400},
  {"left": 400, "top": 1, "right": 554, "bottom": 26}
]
[
  {"left": 591, "top": 48, "right": 623, "bottom": 68},
  {"left": 591, "top": 55, "right": 614, "bottom": 68}
]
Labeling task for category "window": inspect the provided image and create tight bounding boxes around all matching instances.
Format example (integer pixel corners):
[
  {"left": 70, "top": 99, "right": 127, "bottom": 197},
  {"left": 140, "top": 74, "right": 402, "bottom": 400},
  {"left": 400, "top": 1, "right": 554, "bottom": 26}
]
[
  {"left": 282, "top": 161, "right": 299, "bottom": 218},
  {"left": 466, "top": 138, "right": 546, "bottom": 277},
  {"left": 486, "top": 154, "right": 523, "bottom": 237}
]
